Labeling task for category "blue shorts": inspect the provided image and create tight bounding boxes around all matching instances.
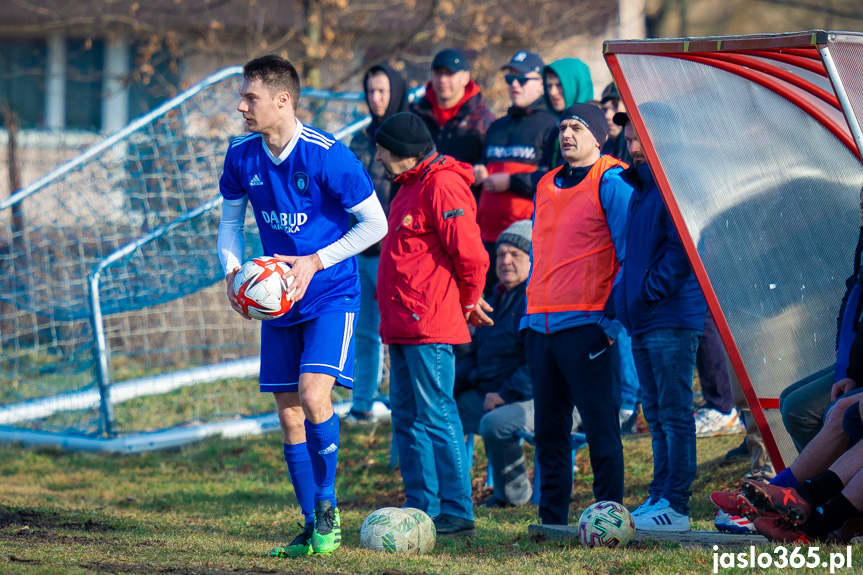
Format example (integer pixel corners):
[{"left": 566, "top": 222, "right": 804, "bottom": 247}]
[{"left": 259, "top": 312, "right": 357, "bottom": 393}]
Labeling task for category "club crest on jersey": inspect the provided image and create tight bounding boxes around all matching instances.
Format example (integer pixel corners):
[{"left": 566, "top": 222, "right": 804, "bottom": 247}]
[{"left": 293, "top": 172, "right": 310, "bottom": 193}]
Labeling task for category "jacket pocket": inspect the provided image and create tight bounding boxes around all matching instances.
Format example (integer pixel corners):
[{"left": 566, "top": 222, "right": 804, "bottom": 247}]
[
  {"left": 386, "top": 282, "right": 431, "bottom": 339},
  {"left": 393, "top": 283, "right": 430, "bottom": 321}
]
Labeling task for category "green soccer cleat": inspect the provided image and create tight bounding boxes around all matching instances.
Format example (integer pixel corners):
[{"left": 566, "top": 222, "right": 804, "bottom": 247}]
[
  {"left": 311, "top": 499, "right": 341, "bottom": 554},
  {"left": 269, "top": 522, "right": 314, "bottom": 558}
]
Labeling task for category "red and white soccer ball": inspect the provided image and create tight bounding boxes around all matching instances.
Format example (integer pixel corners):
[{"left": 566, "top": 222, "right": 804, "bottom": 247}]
[
  {"left": 578, "top": 501, "right": 635, "bottom": 548},
  {"left": 232, "top": 256, "right": 295, "bottom": 320}
]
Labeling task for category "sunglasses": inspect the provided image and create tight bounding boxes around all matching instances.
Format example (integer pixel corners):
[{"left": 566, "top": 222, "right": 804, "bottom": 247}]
[{"left": 505, "top": 74, "right": 541, "bottom": 86}]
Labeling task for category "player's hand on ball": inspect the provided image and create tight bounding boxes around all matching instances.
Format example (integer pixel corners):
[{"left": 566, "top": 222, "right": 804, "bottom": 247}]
[
  {"left": 225, "top": 268, "right": 252, "bottom": 320},
  {"left": 465, "top": 297, "right": 494, "bottom": 327},
  {"left": 274, "top": 253, "right": 323, "bottom": 302}
]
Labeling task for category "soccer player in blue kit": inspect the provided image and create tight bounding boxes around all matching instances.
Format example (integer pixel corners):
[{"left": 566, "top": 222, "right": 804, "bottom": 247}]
[{"left": 217, "top": 55, "right": 387, "bottom": 557}]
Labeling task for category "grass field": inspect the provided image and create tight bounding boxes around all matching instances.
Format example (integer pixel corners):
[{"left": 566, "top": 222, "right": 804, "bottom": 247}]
[{"left": 0, "top": 423, "right": 853, "bottom": 574}]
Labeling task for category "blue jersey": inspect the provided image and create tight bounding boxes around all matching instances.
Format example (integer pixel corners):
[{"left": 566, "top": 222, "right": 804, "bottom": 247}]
[{"left": 219, "top": 120, "right": 375, "bottom": 327}]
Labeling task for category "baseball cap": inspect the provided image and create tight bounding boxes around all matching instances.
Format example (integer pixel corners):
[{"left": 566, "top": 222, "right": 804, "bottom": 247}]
[
  {"left": 613, "top": 112, "right": 629, "bottom": 127},
  {"left": 432, "top": 49, "right": 469, "bottom": 72},
  {"left": 501, "top": 51, "right": 544, "bottom": 75}
]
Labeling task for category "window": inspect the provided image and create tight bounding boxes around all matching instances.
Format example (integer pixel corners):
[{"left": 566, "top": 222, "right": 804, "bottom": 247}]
[
  {"left": 0, "top": 40, "right": 47, "bottom": 128},
  {"left": 65, "top": 39, "right": 104, "bottom": 131}
]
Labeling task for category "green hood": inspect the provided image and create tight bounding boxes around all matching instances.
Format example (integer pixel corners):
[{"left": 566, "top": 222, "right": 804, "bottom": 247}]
[{"left": 543, "top": 58, "right": 594, "bottom": 114}]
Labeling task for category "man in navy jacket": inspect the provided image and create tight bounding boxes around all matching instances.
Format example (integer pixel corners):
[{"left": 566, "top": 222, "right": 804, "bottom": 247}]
[{"left": 611, "top": 110, "right": 706, "bottom": 532}]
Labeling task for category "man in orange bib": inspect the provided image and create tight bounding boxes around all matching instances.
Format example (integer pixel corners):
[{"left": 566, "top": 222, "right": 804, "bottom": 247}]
[{"left": 522, "top": 104, "right": 632, "bottom": 525}]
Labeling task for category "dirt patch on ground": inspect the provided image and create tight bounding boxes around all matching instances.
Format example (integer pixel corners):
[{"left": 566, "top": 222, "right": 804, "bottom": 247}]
[
  {"left": 6, "top": 559, "right": 318, "bottom": 575},
  {"left": 77, "top": 562, "right": 295, "bottom": 575},
  {"left": 0, "top": 507, "right": 121, "bottom": 532}
]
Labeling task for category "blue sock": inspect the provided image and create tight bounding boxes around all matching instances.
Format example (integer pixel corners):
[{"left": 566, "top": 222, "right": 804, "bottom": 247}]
[
  {"left": 283, "top": 443, "right": 315, "bottom": 524},
  {"left": 304, "top": 413, "right": 340, "bottom": 506},
  {"left": 770, "top": 467, "right": 799, "bottom": 488}
]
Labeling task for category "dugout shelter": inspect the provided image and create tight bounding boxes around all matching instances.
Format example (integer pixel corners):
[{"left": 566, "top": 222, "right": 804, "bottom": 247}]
[{"left": 604, "top": 30, "right": 863, "bottom": 470}]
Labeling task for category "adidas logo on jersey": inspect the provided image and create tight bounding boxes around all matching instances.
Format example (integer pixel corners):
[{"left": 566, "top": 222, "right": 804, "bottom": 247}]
[
  {"left": 249, "top": 174, "right": 264, "bottom": 186},
  {"left": 318, "top": 443, "right": 338, "bottom": 455}
]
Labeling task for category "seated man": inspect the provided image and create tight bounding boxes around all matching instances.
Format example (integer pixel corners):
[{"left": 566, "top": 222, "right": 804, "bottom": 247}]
[
  {"left": 778, "top": 186, "right": 863, "bottom": 451},
  {"left": 733, "top": 397, "right": 863, "bottom": 543},
  {"left": 455, "top": 220, "right": 534, "bottom": 507},
  {"left": 713, "top": 263, "right": 863, "bottom": 540},
  {"left": 712, "top": 185, "right": 863, "bottom": 539}
]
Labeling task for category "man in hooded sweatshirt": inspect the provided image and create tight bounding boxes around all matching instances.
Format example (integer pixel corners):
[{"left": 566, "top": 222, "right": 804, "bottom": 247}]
[
  {"left": 347, "top": 62, "right": 408, "bottom": 424},
  {"left": 411, "top": 49, "right": 494, "bottom": 169},
  {"left": 474, "top": 51, "right": 558, "bottom": 294},
  {"left": 542, "top": 58, "right": 594, "bottom": 168}
]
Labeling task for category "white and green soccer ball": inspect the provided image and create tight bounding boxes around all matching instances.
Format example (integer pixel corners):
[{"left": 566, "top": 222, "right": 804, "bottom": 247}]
[
  {"left": 360, "top": 507, "right": 436, "bottom": 555},
  {"left": 578, "top": 501, "right": 635, "bottom": 548}
]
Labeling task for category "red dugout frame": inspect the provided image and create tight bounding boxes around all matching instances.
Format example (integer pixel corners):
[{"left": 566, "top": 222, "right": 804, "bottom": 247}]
[{"left": 605, "top": 30, "right": 863, "bottom": 470}]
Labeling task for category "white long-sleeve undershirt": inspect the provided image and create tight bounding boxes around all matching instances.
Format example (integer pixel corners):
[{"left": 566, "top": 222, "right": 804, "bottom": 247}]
[{"left": 217, "top": 193, "right": 387, "bottom": 276}]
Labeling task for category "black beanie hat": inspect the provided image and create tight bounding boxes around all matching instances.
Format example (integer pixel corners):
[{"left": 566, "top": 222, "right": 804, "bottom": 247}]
[
  {"left": 560, "top": 104, "right": 609, "bottom": 145},
  {"left": 375, "top": 112, "right": 435, "bottom": 158}
]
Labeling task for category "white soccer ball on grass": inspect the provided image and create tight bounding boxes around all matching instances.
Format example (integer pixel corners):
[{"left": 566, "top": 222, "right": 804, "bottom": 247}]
[
  {"left": 360, "top": 507, "right": 436, "bottom": 555},
  {"left": 578, "top": 500, "right": 635, "bottom": 548}
]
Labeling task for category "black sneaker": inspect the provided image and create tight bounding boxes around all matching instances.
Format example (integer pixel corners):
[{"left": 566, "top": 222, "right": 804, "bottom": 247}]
[{"left": 433, "top": 513, "right": 476, "bottom": 537}]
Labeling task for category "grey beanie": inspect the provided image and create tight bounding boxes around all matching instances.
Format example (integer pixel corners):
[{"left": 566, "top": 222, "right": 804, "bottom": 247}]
[{"left": 496, "top": 219, "right": 532, "bottom": 255}]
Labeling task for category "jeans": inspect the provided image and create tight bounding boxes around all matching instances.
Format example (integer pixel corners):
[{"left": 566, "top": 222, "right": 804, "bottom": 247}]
[
  {"left": 352, "top": 254, "right": 383, "bottom": 413},
  {"left": 389, "top": 343, "right": 474, "bottom": 520},
  {"left": 632, "top": 328, "right": 701, "bottom": 516},
  {"left": 779, "top": 365, "right": 835, "bottom": 452},
  {"left": 696, "top": 311, "right": 734, "bottom": 414},
  {"left": 457, "top": 389, "right": 534, "bottom": 505},
  {"left": 613, "top": 330, "right": 640, "bottom": 411},
  {"left": 526, "top": 325, "right": 624, "bottom": 525}
]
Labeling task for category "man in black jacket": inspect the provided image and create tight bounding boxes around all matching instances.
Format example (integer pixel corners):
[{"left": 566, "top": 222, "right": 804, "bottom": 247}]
[
  {"left": 455, "top": 220, "right": 534, "bottom": 507},
  {"left": 411, "top": 49, "right": 494, "bottom": 168},
  {"left": 474, "top": 51, "right": 557, "bottom": 294},
  {"left": 346, "top": 62, "right": 408, "bottom": 423}
]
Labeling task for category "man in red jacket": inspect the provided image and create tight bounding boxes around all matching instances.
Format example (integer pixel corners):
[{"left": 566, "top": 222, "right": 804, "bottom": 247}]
[{"left": 375, "top": 112, "right": 491, "bottom": 537}]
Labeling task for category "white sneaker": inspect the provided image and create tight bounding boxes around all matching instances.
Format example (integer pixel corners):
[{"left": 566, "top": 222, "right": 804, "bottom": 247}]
[
  {"left": 631, "top": 498, "right": 658, "bottom": 517},
  {"left": 634, "top": 499, "right": 690, "bottom": 532},
  {"left": 714, "top": 510, "right": 755, "bottom": 534},
  {"left": 694, "top": 407, "right": 742, "bottom": 438}
]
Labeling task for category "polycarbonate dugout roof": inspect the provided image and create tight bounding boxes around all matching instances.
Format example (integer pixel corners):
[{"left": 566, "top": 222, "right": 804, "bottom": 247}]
[{"left": 604, "top": 30, "right": 863, "bottom": 470}]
